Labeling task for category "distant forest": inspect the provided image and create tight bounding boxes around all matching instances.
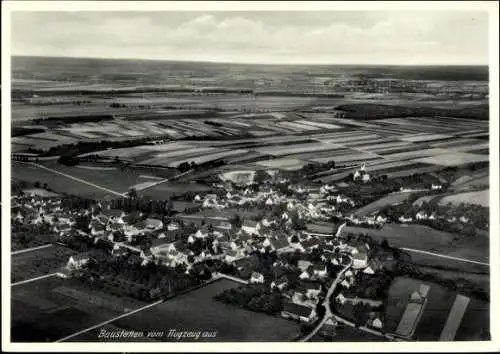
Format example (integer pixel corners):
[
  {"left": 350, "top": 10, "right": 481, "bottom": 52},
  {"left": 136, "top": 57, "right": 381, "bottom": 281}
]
[{"left": 334, "top": 103, "right": 489, "bottom": 121}]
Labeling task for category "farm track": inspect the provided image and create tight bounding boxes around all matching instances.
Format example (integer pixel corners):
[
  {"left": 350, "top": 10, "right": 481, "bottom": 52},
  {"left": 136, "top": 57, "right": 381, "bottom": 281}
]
[
  {"left": 22, "top": 162, "right": 126, "bottom": 197},
  {"left": 11, "top": 273, "right": 58, "bottom": 287},
  {"left": 55, "top": 299, "right": 165, "bottom": 342},
  {"left": 305, "top": 231, "right": 488, "bottom": 266},
  {"left": 11, "top": 243, "right": 53, "bottom": 255}
]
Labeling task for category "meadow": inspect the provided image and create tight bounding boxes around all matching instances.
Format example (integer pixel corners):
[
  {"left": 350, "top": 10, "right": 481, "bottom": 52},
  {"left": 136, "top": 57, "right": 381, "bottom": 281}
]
[
  {"left": 11, "top": 276, "right": 147, "bottom": 342},
  {"left": 69, "top": 279, "right": 302, "bottom": 342},
  {"left": 341, "top": 224, "right": 488, "bottom": 264}
]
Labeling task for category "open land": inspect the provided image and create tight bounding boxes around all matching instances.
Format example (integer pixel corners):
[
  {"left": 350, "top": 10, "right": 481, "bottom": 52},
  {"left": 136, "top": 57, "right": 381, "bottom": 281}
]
[
  {"left": 69, "top": 279, "right": 301, "bottom": 342},
  {"left": 11, "top": 57, "right": 490, "bottom": 343}
]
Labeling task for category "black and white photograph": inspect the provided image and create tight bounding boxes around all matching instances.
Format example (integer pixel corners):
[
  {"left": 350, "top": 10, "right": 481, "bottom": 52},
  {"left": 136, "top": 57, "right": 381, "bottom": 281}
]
[{"left": 2, "top": 1, "right": 499, "bottom": 351}]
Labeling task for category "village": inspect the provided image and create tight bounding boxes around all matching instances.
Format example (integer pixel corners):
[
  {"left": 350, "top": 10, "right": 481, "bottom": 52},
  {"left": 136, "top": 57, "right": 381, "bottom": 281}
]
[{"left": 11, "top": 161, "right": 483, "bottom": 341}]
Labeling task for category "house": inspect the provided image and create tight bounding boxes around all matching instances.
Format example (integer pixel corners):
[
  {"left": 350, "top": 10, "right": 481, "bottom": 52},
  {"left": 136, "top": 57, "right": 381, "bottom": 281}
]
[
  {"left": 271, "top": 277, "right": 288, "bottom": 291},
  {"left": 340, "top": 279, "right": 351, "bottom": 289},
  {"left": 312, "top": 263, "right": 328, "bottom": 278},
  {"left": 194, "top": 227, "right": 209, "bottom": 239},
  {"left": 269, "top": 235, "right": 291, "bottom": 253},
  {"left": 352, "top": 252, "right": 368, "bottom": 269},
  {"left": 241, "top": 220, "right": 261, "bottom": 235},
  {"left": 166, "top": 221, "right": 180, "bottom": 231},
  {"left": 89, "top": 220, "right": 106, "bottom": 236},
  {"left": 320, "top": 184, "right": 336, "bottom": 194},
  {"left": 371, "top": 317, "right": 383, "bottom": 329},
  {"left": 459, "top": 216, "right": 469, "bottom": 223},
  {"left": 250, "top": 272, "right": 265, "bottom": 284},
  {"left": 13, "top": 210, "right": 24, "bottom": 222},
  {"left": 101, "top": 209, "right": 126, "bottom": 223},
  {"left": 67, "top": 253, "right": 90, "bottom": 270},
  {"left": 150, "top": 239, "right": 175, "bottom": 254},
  {"left": 140, "top": 249, "right": 153, "bottom": 265},
  {"left": 123, "top": 211, "right": 143, "bottom": 225},
  {"left": 300, "top": 281, "right": 322, "bottom": 299},
  {"left": 216, "top": 221, "right": 233, "bottom": 231},
  {"left": 363, "top": 258, "right": 382, "bottom": 275},
  {"left": 261, "top": 218, "right": 275, "bottom": 227},
  {"left": 298, "top": 260, "right": 313, "bottom": 272},
  {"left": 56, "top": 223, "right": 72, "bottom": 236},
  {"left": 144, "top": 218, "right": 163, "bottom": 231},
  {"left": 194, "top": 194, "right": 201, "bottom": 202},
  {"left": 281, "top": 302, "right": 317, "bottom": 324},
  {"left": 431, "top": 184, "right": 442, "bottom": 190},
  {"left": 299, "top": 268, "right": 313, "bottom": 280},
  {"left": 398, "top": 215, "right": 413, "bottom": 223},
  {"left": 376, "top": 215, "right": 387, "bottom": 223},
  {"left": 300, "top": 237, "right": 321, "bottom": 251},
  {"left": 336, "top": 293, "right": 347, "bottom": 304},
  {"left": 265, "top": 197, "right": 275, "bottom": 206},
  {"left": 123, "top": 224, "right": 140, "bottom": 240},
  {"left": 111, "top": 244, "right": 129, "bottom": 257},
  {"left": 225, "top": 249, "right": 239, "bottom": 263},
  {"left": 416, "top": 211, "right": 428, "bottom": 220}
]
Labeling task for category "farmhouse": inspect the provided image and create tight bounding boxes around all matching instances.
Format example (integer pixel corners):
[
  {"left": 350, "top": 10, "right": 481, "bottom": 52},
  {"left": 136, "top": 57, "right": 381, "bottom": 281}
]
[
  {"left": 269, "top": 234, "right": 291, "bottom": 253},
  {"left": 145, "top": 218, "right": 163, "bottom": 230},
  {"left": 101, "top": 209, "right": 126, "bottom": 223},
  {"left": 281, "top": 302, "right": 317, "bottom": 324},
  {"left": 166, "top": 221, "right": 180, "bottom": 231},
  {"left": 271, "top": 277, "right": 289, "bottom": 291},
  {"left": 67, "top": 253, "right": 90, "bottom": 270},
  {"left": 298, "top": 260, "right": 313, "bottom": 271},
  {"left": 311, "top": 263, "right": 328, "bottom": 279},
  {"left": 300, "top": 281, "right": 322, "bottom": 299},
  {"left": 89, "top": 220, "right": 106, "bottom": 236},
  {"left": 352, "top": 252, "right": 369, "bottom": 269},
  {"left": 250, "top": 272, "right": 265, "bottom": 284},
  {"left": 241, "top": 220, "right": 261, "bottom": 235}
]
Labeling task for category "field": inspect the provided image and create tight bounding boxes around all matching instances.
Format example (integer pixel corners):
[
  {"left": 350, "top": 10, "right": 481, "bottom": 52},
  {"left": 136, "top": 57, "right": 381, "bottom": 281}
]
[
  {"left": 11, "top": 276, "right": 147, "bottom": 342},
  {"left": 12, "top": 161, "right": 117, "bottom": 199},
  {"left": 439, "top": 189, "right": 489, "bottom": 207},
  {"left": 414, "top": 153, "right": 489, "bottom": 166},
  {"left": 69, "top": 279, "right": 302, "bottom": 342},
  {"left": 22, "top": 188, "right": 60, "bottom": 197},
  {"left": 340, "top": 224, "right": 488, "bottom": 263},
  {"left": 354, "top": 192, "right": 415, "bottom": 217},
  {"left": 383, "top": 277, "right": 488, "bottom": 341},
  {"left": 140, "top": 182, "right": 213, "bottom": 199},
  {"left": 11, "top": 245, "right": 77, "bottom": 283}
]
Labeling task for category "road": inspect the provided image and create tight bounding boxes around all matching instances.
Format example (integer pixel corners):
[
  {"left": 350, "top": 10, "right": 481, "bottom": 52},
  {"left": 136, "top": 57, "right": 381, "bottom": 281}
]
[
  {"left": 11, "top": 273, "right": 58, "bottom": 287},
  {"left": 11, "top": 243, "right": 53, "bottom": 255},
  {"left": 400, "top": 247, "right": 489, "bottom": 266},
  {"left": 213, "top": 272, "right": 249, "bottom": 285},
  {"left": 29, "top": 162, "right": 125, "bottom": 197},
  {"left": 131, "top": 169, "right": 194, "bottom": 192},
  {"left": 55, "top": 298, "right": 165, "bottom": 342},
  {"left": 300, "top": 255, "right": 353, "bottom": 342}
]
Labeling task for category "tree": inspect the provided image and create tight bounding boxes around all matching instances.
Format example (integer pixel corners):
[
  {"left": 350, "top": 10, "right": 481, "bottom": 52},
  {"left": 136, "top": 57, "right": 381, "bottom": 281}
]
[
  {"left": 230, "top": 214, "right": 242, "bottom": 228},
  {"left": 128, "top": 188, "right": 138, "bottom": 199},
  {"left": 34, "top": 181, "right": 40, "bottom": 188}
]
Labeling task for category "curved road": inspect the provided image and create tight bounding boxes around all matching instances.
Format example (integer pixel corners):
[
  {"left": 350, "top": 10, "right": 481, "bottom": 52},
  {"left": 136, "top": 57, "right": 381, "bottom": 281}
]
[{"left": 300, "top": 255, "right": 353, "bottom": 342}]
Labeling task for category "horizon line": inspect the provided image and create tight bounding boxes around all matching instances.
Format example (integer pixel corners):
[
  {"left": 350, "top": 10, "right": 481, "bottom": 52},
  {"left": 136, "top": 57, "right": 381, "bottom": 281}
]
[{"left": 11, "top": 54, "right": 489, "bottom": 68}]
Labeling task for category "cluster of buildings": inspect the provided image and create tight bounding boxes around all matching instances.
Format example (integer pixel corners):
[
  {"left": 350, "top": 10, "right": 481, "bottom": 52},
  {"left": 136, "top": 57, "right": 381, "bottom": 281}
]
[{"left": 12, "top": 196, "right": 77, "bottom": 237}]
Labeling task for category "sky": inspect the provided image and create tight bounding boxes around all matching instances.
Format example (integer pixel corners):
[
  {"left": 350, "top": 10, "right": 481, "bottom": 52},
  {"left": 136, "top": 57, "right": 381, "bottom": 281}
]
[{"left": 11, "top": 11, "right": 489, "bottom": 65}]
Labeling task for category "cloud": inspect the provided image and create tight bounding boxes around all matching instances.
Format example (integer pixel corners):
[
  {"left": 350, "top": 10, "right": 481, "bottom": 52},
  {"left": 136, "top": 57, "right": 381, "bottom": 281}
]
[{"left": 11, "top": 11, "right": 489, "bottom": 65}]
